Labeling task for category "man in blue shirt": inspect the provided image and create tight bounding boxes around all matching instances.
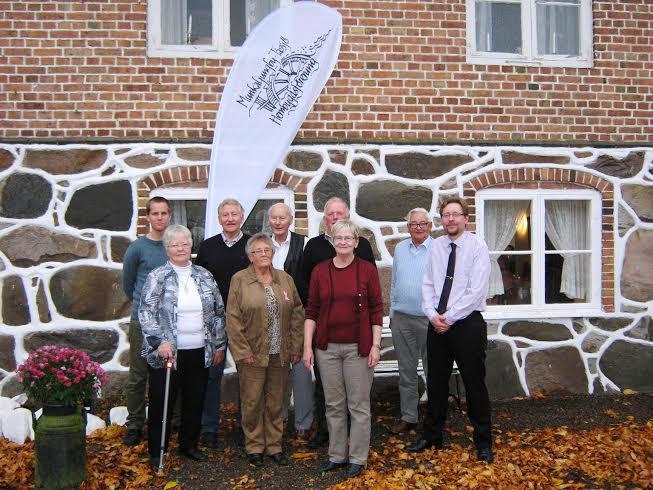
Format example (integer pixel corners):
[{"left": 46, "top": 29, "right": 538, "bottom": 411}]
[
  {"left": 389, "top": 208, "right": 433, "bottom": 434},
  {"left": 122, "top": 196, "right": 172, "bottom": 446}
]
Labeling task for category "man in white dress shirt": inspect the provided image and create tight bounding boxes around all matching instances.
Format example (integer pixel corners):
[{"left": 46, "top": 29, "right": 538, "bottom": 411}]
[
  {"left": 405, "top": 197, "right": 493, "bottom": 463},
  {"left": 268, "top": 203, "right": 313, "bottom": 441}
]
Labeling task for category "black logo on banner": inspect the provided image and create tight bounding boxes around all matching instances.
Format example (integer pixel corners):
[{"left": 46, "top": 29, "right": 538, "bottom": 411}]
[{"left": 235, "top": 31, "right": 331, "bottom": 126}]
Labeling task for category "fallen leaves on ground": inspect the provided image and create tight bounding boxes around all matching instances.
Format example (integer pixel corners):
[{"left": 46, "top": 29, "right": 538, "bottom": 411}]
[{"left": 331, "top": 420, "right": 653, "bottom": 489}]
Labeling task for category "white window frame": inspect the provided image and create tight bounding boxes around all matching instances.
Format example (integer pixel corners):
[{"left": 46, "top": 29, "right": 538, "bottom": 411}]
[
  {"left": 466, "top": 0, "right": 593, "bottom": 68},
  {"left": 476, "top": 188, "right": 602, "bottom": 319},
  {"left": 147, "top": 0, "right": 292, "bottom": 59}
]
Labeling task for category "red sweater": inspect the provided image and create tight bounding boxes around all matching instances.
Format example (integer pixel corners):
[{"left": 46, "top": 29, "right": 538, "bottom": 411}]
[{"left": 305, "top": 257, "right": 384, "bottom": 356}]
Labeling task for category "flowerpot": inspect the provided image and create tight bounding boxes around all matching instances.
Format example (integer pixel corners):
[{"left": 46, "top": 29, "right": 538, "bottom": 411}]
[{"left": 35, "top": 404, "right": 86, "bottom": 489}]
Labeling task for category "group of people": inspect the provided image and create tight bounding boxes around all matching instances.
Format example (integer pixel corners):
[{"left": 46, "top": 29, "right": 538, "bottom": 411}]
[{"left": 121, "top": 193, "right": 494, "bottom": 479}]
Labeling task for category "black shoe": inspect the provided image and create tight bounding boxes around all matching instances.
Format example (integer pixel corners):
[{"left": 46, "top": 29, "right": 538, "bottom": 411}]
[
  {"left": 200, "top": 432, "right": 219, "bottom": 448},
  {"left": 149, "top": 456, "right": 160, "bottom": 470},
  {"left": 345, "top": 463, "right": 364, "bottom": 479},
  {"left": 270, "top": 452, "right": 290, "bottom": 465},
  {"left": 308, "top": 430, "right": 328, "bottom": 449},
  {"left": 179, "top": 448, "right": 208, "bottom": 462},
  {"left": 318, "top": 460, "right": 347, "bottom": 473},
  {"left": 247, "top": 453, "right": 264, "bottom": 467},
  {"left": 123, "top": 429, "right": 142, "bottom": 446},
  {"left": 405, "top": 438, "right": 442, "bottom": 453},
  {"left": 477, "top": 446, "right": 494, "bottom": 463}
]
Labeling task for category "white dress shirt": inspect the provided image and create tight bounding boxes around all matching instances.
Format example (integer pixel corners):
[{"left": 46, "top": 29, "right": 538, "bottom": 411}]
[
  {"left": 422, "top": 231, "right": 490, "bottom": 325},
  {"left": 271, "top": 232, "right": 307, "bottom": 271}
]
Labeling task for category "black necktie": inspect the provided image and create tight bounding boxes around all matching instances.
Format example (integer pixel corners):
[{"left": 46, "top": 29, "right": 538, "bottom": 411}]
[{"left": 437, "top": 242, "right": 456, "bottom": 314}]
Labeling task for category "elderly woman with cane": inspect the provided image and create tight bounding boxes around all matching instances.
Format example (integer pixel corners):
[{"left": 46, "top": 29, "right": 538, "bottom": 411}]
[
  {"left": 140, "top": 224, "right": 226, "bottom": 468},
  {"left": 227, "top": 232, "right": 304, "bottom": 467},
  {"left": 303, "top": 220, "right": 383, "bottom": 479}
]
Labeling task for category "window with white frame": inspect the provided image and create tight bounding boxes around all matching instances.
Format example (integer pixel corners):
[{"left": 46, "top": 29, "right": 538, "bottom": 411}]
[
  {"left": 476, "top": 189, "right": 601, "bottom": 318},
  {"left": 466, "top": 0, "right": 593, "bottom": 68},
  {"left": 147, "top": 0, "right": 291, "bottom": 59},
  {"left": 150, "top": 185, "right": 294, "bottom": 255}
]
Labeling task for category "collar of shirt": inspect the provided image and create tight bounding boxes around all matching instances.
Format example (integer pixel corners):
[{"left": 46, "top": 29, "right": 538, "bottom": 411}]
[
  {"left": 222, "top": 230, "right": 243, "bottom": 247},
  {"left": 409, "top": 236, "right": 432, "bottom": 254},
  {"left": 272, "top": 233, "right": 291, "bottom": 247},
  {"left": 443, "top": 231, "right": 469, "bottom": 250},
  {"left": 323, "top": 233, "right": 333, "bottom": 244}
]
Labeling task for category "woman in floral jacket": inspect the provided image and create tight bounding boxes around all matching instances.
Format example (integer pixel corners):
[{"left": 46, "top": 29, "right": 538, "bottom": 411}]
[{"left": 139, "top": 224, "right": 226, "bottom": 468}]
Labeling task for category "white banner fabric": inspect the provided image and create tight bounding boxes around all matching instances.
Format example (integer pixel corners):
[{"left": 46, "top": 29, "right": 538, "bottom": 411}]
[{"left": 204, "top": 1, "right": 342, "bottom": 238}]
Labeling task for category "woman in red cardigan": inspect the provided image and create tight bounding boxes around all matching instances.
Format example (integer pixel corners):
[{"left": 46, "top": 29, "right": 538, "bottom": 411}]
[{"left": 303, "top": 220, "right": 383, "bottom": 480}]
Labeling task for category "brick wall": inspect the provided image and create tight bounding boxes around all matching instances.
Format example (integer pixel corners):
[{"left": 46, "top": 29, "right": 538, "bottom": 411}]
[{"left": 0, "top": 0, "right": 651, "bottom": 143}]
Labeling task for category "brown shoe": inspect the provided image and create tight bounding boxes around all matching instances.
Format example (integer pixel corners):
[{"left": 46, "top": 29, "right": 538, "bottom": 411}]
[
  {"left": 296, "top": 429, "right": 311, "bottom": 441},
  {"left": 390, "top": 420, "right": 417, "bottom": 434}
]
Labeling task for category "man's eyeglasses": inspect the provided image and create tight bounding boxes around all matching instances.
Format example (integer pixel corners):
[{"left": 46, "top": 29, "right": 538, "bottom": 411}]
[
  {"left": 167, "top": 243, "right": 191, "bottom": 249},
  {"left": 333, "top": 236, "right": 356, "bottom": 243},
  {"left": 441, "top": 212, "right": 465, "bottom": 220},
  {"left": 408, "top": 221, "right": 431, "bottom": 229},
  {"left": 251, "top": 248, "right": 273, "bottom": 256}
]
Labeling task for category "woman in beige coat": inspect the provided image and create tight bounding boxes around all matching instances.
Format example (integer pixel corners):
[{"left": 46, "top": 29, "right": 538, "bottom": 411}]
[{"left": 227, "top": 232, "right": 304, "bottom": 466}]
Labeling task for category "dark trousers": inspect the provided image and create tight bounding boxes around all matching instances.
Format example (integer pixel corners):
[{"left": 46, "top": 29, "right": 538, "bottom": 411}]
[
  {"left": 423, "top": 311, "right": 492, "bottom": 449},
  {"left": 147, "top": 348, "right": 208, "bottom": 458}
]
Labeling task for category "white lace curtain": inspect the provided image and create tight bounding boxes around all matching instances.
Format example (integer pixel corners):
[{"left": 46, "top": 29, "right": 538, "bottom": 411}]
[
  {"left": 246, "top": 0, "right": 279, "bottom": 35},
  {"left": 536, "top": 1, "right": 580, "bottom": 56},
  {"left": 162, "top": 0, "right": 188, "bottom": 45},
  {"left": 544, "top": 200, "right": 589, "bottom": 300},
  {"left": 484, "top": 200, "right": 530, "bottom": 298}
]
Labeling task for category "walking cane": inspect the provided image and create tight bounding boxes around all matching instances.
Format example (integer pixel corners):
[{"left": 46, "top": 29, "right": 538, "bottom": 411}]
[{"left": 158, "top": 358, "right": 174, "bottom": 473}]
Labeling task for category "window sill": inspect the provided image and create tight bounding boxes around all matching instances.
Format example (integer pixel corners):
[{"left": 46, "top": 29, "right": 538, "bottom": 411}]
[
  {"left": 483, "top": 306, "right": 603, "bottom": 320},
  {"left": 147, "top": 46, "right": 238, "bottom": 59},
  {"left": 466, "top": 53, "right": 593, "bottom": 69}
]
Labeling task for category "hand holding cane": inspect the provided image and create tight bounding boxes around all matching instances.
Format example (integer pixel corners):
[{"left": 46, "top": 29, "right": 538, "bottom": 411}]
[{"left": 158, "top": 357, "right": 174, "bottom": 473}]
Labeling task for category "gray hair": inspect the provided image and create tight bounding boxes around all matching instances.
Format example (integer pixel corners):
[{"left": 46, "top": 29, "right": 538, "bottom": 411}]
[
  {"left": 246, "top": 232, "right": 275, "bottom": 255},
  {"left": 331, "top": 220, "right": 360, "bottom": 241},
  {"left": 268, "top": 202, "right": 292, "bottom": 217},
  {"left": 323, "top": 196, "right": 349, "bottom": 213},
  {"left": 406, "top": 207, "right": 432, "bottom": 222},
  {"left": 163, "top": 224, "right": 192, "bottom": 249},
  {"left": 218, "top": 198, "right": 244, "bottom": 216}
]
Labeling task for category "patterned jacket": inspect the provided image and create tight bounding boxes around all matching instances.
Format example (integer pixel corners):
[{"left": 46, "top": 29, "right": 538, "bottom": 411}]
[{"left": 139, "top": 262, "right": 227, "bottom": 369}]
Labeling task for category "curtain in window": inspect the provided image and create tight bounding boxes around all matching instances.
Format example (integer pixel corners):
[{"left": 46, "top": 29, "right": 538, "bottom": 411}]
[
  {"left": 245, "top": 0, "right": 280, "bottom": 35},
  {"left": 536, "top": 0, "right": 580, "bottom": 55},
  {"left": 476, "top": 1, "right": 493, "bottom": 51},
  {"left": 544, "top": 200, "right": 589, "bottom": 300},
  {"left": 162, "top": 0, "right": 188, "bottom": 45},
  {"left": 484, "top": 200, "right": 529, "bottom": 298}
]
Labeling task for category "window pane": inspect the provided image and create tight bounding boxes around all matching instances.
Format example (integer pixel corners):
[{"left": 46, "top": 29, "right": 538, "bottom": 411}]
[
  {"left": 484, "top": 200, "right": 531, "bottom": 252},
  {"left": 544, "top": 200, "right": 590, "bottom": 250},
  {"left": 230, "top": 0, "right": 280, "bottom": 47},
  {"left": 536, "top": 0, "right": 580, "bottom": 55},
  {"left": 488, "top": 254, "right": 532, "bottom": 305},
  {"left": 475, "top": 1, "right": 522, "bottom": 54},
  {"left": 162, "top": 0, "right": 212, "bottom": 46},
  {"left": 545, "top": 252, "right": 590, "bottom": 303},
  {"left": 242, "top": 198, "right": 283, "bottom": 236}
]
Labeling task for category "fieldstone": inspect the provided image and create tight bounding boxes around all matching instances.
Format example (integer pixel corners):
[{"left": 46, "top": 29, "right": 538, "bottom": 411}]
[
  {"left": 600, "top": 340, "right": 653, "bottom": 392},
  {"left": 0, "top": 335, "right": 16, "bottom": 371},
  {"left": 441, "top": 176, "right": 457, "bottom": 189},
  {"left": 486, "top": 341, "right": 524, "bottom": 400},
  {"left": 284, "top": 151, "right": 323, "bottom": 171},
  {"left": 581, "top": 331, "right": 608, "bottom": 353},
  {"left": 23, "top": 148, "right": 107, "bottom": 174},
  {"left": 0, "top": 225, "right": 97, "bottom": 267},
  {"left": 385, "top": 237, "right": 404, "bottom": 257},
  {"left": 586, "top": 151, "right": 644, "bottom": 178},
  {"left": 0, "top": 173, "right": 52, "bottom": 219},
  {"left": 118, "top": 349, "right": 130, "bottom": 367},
  {"left": 118, "top": 321, "right": 130, "bottom": 335},
  {"left": 621, "top": 229, "right": 653, "bottom": 302},
  {"left": 50, "top": 266, "right": 131, "bottom": 321},
  {"left": 502, "top": 321, "right": 573, "bottom": 341},
  {"left": 110, "top": 236, "right": 132, "bottom": 262},
  {"left": 123, "top": 154, "right": 165, "bottom": 169},
  {"left": 572, "top": 320, "right": 586, "bottom": 334},
  {"left": 23, "top": 328, "right": 119, "bottom": 364},
  {"left": 356, "top": 149, "right": 380, "bottom": 163},
  {"left": 0, "top": 149, "right": 14, "bottom": 171},
  {"left": 588, "top": 357, "right": 598, "bottom": 373},
  {"left": 618, "top": 204, "right": 636, "bottom": 237},
  {"left": 313, "top": 171, "right": 350, "bottom": 211},
  {"left": 103, "top": 371, "right": 129, "bottom": 403},
  {"left": 65, "top": 180, "right": 132, "bottom": 231},
  {"left": 622, "top": 184, "right": 653, "bottom": 222},
  {"left": 502, "top": 151, "right": 570, "bottom": 165},
  {"left": 377, "top": 267, "right": 391, "bottom": 316},
  {"left": 177, "top": 147, "right": 211, "bottom": 161},
  {"left": 351, "top": 158, "right": 375, "bottom": 176},
  {"left": 487, "top": 321, "right": 499, "bottom": 336},
  {"left": 328, "top": 150, "right": 347, "bottom": 165},
  {"left": 2, "top": 275, "right": 30, "bottom": 326},
  {"left": 359, "top": 227, "right": 381, "bottom": 261},
  {"left": 385, "top": 152, "right": 473, "bottom": 180},
  {"left": 589, "top": 317, "right": 632, "bottom": 331},
  {"left": 36, "top": 279, "right": 51, "bottom": 323},
  {"left": 620, "top": 304, "right": 647, "bottom": 314},
  {"left": 525, "top": 347, "right": 588, "bottom": 395},
  {"left": 0, "top": 376, "right": 22, "bottom": 398},
  {"left": 624, "top": 315, "right": 652, "bottom": 341},
  {"left": 357, "top": 181, "right": 432, "bottom": 221}
]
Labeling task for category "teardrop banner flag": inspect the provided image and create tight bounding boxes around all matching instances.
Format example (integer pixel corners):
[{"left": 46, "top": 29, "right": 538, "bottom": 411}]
[{"left": 204, "top": 1, "right": 342, "bottom": 238}]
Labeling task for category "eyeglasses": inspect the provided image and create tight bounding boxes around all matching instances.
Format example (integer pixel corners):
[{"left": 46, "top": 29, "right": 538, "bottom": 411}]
[
  {"left": 408, "top": 221, "right": 431, "bottom": 229},
  {"left": 441, "top": 212, "right": 465, "bottom": 220},
  {"left": 333, "top": 235, "right": 356, "bottom": 243},
  {"left": 251, "top": 248, "right": 273, "bottom": 256},
  {"left": 167, "top": 243, "right": 191, "bottom": 249}
]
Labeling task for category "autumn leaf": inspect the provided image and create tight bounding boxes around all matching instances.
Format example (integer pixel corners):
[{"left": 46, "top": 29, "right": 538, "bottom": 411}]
[{"left": 163, "top": 482, "right": 179, "bottom": 489}]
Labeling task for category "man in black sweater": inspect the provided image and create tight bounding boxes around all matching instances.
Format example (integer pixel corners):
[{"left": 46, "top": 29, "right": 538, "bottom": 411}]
[
  {"left": 299, "top": 196, "right": 376, "bottom": 448},
  {"left": 196, "top": 198, "right": 251, "bottom": 448}
]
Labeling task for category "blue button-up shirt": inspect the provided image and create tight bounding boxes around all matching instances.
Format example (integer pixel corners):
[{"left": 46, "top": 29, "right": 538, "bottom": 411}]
[{"left": 390, "top": 236, "right": 433, "bottom": 317}]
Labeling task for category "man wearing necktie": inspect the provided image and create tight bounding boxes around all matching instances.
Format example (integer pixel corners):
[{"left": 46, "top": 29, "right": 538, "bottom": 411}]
[{"left": 405, "top": 197, "right": 493, "bottom": 463}]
